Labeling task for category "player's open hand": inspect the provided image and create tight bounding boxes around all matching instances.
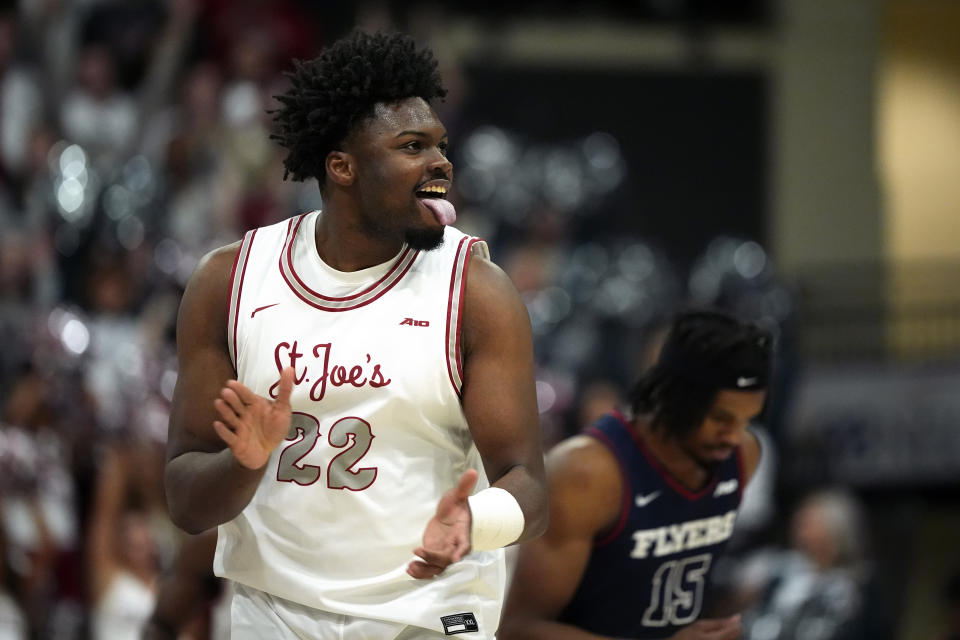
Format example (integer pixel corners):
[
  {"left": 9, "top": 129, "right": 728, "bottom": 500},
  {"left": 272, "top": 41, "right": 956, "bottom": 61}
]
[
  {"left": 669, "top": 615, "right": 741, "bottom": 640},
  {"left": 407, "top": 469, "right": 478, "bottom": 579},
  {"left": 212, "top": 367, "right": 295, "bottom": 470}
]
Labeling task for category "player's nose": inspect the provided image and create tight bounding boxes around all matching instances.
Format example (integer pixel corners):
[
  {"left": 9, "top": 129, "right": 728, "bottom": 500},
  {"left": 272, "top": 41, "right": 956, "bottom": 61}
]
[
  {"left": 718, "top": 429, "right": 744, "bottom": 449},
  {"left": 427, "top": 148, "right": 452, "bottom": 175}
]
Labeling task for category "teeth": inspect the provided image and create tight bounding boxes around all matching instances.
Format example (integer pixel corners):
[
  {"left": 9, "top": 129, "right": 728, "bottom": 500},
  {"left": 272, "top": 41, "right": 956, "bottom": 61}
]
[{"left": 420, "top": 185, "right": 447, "bottom": 195}]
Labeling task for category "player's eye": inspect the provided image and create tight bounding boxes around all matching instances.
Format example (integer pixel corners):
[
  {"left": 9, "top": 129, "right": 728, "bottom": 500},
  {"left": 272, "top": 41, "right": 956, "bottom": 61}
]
[{"left": 709, "top": 411, "right": 733, "bottom": 425}]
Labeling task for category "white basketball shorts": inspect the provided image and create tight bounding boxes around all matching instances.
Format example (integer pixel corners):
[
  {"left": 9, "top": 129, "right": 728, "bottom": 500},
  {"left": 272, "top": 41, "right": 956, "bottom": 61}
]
[{"left": 230, "top": 582, "right": 459, "bottom": 639}]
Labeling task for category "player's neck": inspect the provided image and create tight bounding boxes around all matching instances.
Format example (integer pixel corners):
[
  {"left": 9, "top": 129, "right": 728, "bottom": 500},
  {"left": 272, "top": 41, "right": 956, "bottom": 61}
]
[
  {"left": 633, "top": 418, "right": 712, "bottom": 491},
  {"left": 314, "top": 202, "right": 404, "bottom": 272}
]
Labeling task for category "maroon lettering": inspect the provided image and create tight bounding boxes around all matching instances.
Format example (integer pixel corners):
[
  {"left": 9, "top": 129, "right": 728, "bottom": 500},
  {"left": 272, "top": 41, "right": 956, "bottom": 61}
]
[
  {"left": 400, "top": 318, "right": 413, "bottom": 325},
  {"left": 330, "top": 365, "right": 347, "bottom": 385},
  {"left": 309, "top": 343, "right": 333, "bottom": 401},
  {"left": 300, "top": 343, "right": 389, "bottom": 401},
  {"left": 348, "top": 365, "right": 366, "bottom": 387},
  {"left": 270, "top": 341, "right": 308, "bottom": 398},
  {"left": 370, "top": 364, "right": 391, "bottom": 387}
]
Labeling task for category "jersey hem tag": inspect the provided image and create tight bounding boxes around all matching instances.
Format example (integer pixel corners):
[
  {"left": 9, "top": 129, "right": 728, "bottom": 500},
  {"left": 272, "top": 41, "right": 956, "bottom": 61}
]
[{"left": 441, "top": 612, "right": 479, "bottom": 635}]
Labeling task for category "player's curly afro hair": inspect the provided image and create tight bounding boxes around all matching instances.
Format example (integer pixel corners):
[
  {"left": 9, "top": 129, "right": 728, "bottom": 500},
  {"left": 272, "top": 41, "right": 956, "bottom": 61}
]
[{"left": 271, "top": 31, "right": 447, "bottom": 187}]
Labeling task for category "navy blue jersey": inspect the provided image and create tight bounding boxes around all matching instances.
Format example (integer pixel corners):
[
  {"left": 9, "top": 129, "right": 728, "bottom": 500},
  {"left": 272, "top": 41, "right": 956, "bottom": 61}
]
[{"left": 557, "top": 412, "right": 746, "bottom": 639}]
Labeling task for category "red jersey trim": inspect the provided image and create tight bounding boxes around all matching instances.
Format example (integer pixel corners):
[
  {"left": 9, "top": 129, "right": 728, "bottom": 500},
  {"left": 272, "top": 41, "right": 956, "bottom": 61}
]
[
  {"left": 445, "top": 236, "right": 471, "bottom": 397},
  {"left": 278, "top": 213, "right": 419, "bottom": 312},
  {"left": 585, "top": 427, "right": 633, "bottom": 548},
  {"left": 612, "top": 411, "right": 723, "bottom": 502},
  {"left": 228, "top": 230, "right": 256, "bottom": 371}
]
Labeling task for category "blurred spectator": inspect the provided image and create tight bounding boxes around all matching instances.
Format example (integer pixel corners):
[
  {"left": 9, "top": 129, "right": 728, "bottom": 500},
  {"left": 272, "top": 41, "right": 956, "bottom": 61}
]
[
  {"left": 86, "top": 446, "right": 160, "bottom": 640},
  {"left": 736, "top": 489, "right": 882, "bottom": 640},
  {"left": 0, "top": 7, "right": 42, "bottom": 200},
  {"left": 157, "top": 60, "right": 230, "bottom": 249},
  {"left": 75, "top": 252, "right": 183, "bottom": 564},
  {"left": 79, "top": 256, "right": 151, "bottom": 433},
  {"left": 0, "top": 510, "right": 27, "bottom": 639},
  {"left": 60, "top": 42, "right": 137, "bottom": 170},
  {"left": 52, "top": 0, "right": 197, "bottom": 168},
  {"left": 200, "top": 0, "right": 318, "bottom": 69},
  {"left": 0, "top": 365, "right": 78, "bottom": 638}
]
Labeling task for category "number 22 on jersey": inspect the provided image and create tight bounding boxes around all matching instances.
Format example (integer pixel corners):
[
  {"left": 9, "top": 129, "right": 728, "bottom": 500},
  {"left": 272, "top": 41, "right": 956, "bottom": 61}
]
[{"left": 276, "top": 411, "right": 378, "bottom": 491}]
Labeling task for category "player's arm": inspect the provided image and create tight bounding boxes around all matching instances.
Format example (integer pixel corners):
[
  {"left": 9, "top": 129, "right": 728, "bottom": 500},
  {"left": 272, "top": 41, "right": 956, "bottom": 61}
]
[
  {"left": 499, "top": 436, "right": 623, "bottom": 639},
  {"left": 165, "top": 244, "right": 283, "bottom": 533},
  {"left": 501, "top": 437, "right": 744, "bottom": 640},
  {"left": 460, "top": 255, "right": 548, "bottom": 543},
  {"left": 408, "top": 254, "right": 550, "bottom": 579},
  {"left": 86, "top": 447, "right": 124, "bottom": 604}
]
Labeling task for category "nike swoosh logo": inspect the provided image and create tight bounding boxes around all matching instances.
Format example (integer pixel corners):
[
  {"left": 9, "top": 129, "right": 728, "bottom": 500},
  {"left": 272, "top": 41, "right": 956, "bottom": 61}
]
[
  {"left": 251, "top": 303, "right": 280, "bottom": 318},
  {"left": 635, "top": 491, "right": 661, "bottom": 507},
  {"left": 714, "top": 479, "right": 739, "bottom": 496},
  {"left": 737, "top": 376, "right": 758, "bottom": 388}
]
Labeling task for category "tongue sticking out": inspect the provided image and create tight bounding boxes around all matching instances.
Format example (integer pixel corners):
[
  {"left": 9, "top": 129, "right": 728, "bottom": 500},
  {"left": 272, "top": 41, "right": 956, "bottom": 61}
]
[{"left": 420, "top": 197, "right": 457, "bottom": 226}]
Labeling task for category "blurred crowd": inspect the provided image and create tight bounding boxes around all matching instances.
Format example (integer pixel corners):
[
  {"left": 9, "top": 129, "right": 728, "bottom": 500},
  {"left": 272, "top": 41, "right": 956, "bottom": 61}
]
[
  {"left": 0, "top": 1, "right": 322, "bottom": 637},
  {"left": 0, "top": 1, "right": 926, "bottom": 639}
]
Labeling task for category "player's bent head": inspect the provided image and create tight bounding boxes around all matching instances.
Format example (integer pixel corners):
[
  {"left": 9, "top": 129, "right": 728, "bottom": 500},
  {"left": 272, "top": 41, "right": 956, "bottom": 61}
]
[
  {"left": 271, "top": 31, "right": 447, "bottom": 190},
  {"left": 629, "top": 308, "right": 773, "bottom": 439}
]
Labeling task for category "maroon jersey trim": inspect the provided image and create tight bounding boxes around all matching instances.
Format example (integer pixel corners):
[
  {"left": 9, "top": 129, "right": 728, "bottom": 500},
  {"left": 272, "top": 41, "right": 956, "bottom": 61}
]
[
  {"left": 278, "top": 214, "right": 419, "bottom": 312},
  {"left": 228, "top": 229, "right": 257, "bottom": 371},
  {"left": 612, "top": 411, "right": 723, "bottom": 501},
  {"left": 445, "top": 236, "right": 472, "bottom": 396}
]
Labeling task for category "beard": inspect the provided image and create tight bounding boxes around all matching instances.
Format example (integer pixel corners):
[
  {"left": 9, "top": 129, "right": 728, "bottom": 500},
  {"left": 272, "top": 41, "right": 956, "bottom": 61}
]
[
  {"left": 356, "top": 203, "right": 445, "bottom": 252},
  {"left": 679, "top": 439, "right": 728, "bottom": 474},
  {"left": 694, "top": 456, "right": 724, "bottom": 474},
  {"left": 404, "top": 226, "right": 445, "bottom": 251}
]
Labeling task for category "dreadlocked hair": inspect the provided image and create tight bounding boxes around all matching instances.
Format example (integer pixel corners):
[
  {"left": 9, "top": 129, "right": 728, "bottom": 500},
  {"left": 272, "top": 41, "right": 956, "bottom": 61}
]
[
  {"left": 271, "top": 31, "right": 447, "bottom": 186},
  {"left": 629, "top": 309, "right": 772, "bottom": 440}
]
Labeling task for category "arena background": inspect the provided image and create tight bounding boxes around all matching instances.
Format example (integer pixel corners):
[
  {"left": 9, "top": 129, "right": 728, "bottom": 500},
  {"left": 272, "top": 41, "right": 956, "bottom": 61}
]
[{"left": 1, "top": 0, "right": 959, "bottom": 638}]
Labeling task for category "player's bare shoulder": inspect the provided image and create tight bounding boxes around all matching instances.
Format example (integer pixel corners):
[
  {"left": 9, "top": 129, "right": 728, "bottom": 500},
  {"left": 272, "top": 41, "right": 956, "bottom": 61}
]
[
  {"left": 182, "top": 242, "right": 242, "bottom": 303},
  {"left": 460, "top": 248, "right": 531, "bottom": 352},
  {"left": 463, "top": 249, "right": 521, "bottom": 306},
  {"left": 191, "top": 241, "right": 243, "bottom": 289},
  {"left": 545, "top": 435, "right": 624, "bottom": 537},
  {"left": 177, "top": 241, "right": 244, "bottom": 345},
  {"left": 548, "top": 435, "right": 621, "bottom": 493}
]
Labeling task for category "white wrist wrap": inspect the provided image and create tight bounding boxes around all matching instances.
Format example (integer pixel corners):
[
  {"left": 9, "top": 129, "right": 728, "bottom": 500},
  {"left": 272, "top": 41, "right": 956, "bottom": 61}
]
[{"left": 467, "top": 487, "right": 525, "bottom": 551}]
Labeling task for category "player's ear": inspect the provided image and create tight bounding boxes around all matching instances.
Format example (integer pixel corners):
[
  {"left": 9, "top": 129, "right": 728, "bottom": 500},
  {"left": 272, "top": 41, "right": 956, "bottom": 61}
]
[{"left": 326, "top": 151, "right": 355, "bottom": 187}]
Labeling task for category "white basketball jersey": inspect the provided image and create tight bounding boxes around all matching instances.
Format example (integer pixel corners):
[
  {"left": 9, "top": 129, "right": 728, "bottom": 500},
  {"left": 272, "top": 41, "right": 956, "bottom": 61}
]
[{"left": 215, "top": 210, "right": 504, "bottom": 635}]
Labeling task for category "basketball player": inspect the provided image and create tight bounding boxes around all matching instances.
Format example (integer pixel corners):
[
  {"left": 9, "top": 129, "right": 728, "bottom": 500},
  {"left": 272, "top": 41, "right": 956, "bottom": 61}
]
[
  {"left": 499, "top": 309, "right": 772, "bottom": 639},
  {"left": 164, "top": 32, "right": 548, "bottom": 639}
]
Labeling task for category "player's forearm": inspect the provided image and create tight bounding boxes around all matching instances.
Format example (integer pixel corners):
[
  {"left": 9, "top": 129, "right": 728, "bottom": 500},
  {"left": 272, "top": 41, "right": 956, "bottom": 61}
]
[
  {"left": 165, "top": 449, "right": 265, "bottom": 533},
  {"left": 491, "top": 464, "right": 549, "bottom": 544}
]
